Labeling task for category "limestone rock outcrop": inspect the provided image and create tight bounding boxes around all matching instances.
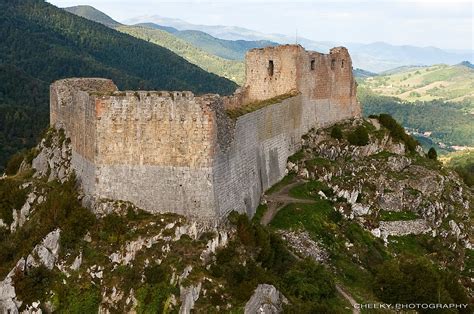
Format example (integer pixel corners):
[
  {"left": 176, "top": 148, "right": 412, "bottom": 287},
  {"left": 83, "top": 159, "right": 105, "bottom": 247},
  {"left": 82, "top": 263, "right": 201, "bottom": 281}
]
[{"left": 244, "top": 284, "right": 288, "bottom": 314}]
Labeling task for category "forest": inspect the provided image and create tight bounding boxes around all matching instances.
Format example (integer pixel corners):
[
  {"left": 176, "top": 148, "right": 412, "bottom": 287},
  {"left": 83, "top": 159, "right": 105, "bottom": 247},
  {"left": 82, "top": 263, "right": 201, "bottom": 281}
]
[
  {"left": 0, "top": 0, "right": 237, "bottom": 172},
  {"left": 360, "top": 87, "right": 473, "bottom": 148}
]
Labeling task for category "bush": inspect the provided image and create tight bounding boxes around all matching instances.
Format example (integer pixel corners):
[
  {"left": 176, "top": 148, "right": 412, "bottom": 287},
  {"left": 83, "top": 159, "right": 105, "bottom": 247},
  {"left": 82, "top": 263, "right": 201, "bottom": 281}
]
[
  {"left": 136, "top": 284, "right": 176, "bottom": 314},
  {"left": 0, "top": 179, "right": 27, "bottom": 225},
  {"left": 347, "top": 126, "right": 369, "bottom": 146},
  {"left": 145, "top": 264, "right": 167, "bottom": 285},
  {"left": 427, "top": 147, "right": 437, "bottom": 160},
  {"left": 374, "top": 256, "right": 471, "bottom": 313},
  {"left": 4, "top": 152, "right": 24, "bottom": 176},
  {"left": 57, "top": 283, "right": 101, "bottom": 314},
  {"left": 330, "top": 125, "right": 343, "bottom": 140},
  {"left": 13, "top": 265, "right": 53, "bottom": 306},
  {"left": 377, "top": 114, "right": 418, "bottom": 152},
  {"left": 283, "top": 259, "right": 336, "bottom": 302}
]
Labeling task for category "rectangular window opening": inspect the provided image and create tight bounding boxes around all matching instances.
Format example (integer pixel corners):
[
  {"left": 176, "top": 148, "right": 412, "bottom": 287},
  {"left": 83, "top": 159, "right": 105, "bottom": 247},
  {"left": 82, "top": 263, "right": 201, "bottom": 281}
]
[
  {"left": 268, "top": 60, "right": 274, "bottom": 76},
  {"left": 331, "top": 59, "right": 336, "bottom": 70},
  {"left": 310, "top": 60, "right": 315, "bottom": 70}
]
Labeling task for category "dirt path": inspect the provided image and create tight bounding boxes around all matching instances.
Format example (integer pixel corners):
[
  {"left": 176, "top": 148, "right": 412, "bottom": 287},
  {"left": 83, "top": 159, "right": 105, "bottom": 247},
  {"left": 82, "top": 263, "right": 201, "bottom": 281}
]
[
  {"left": 261, "top": 180, "right": 316, "bottom": 226},
  {"left": 336, "top": 284, "right": 360, "bottom": 314},
  {"left": 261, "top": 179, "right": 360, "bottom": 313}
]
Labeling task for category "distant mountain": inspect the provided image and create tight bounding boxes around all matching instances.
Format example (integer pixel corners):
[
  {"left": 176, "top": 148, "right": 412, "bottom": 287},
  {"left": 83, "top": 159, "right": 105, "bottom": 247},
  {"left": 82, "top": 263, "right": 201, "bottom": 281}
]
[
  {"left": 137, "top": 23, "right": 277, "bottom": 60},
  {"left": 136, "top": 23, "right": 179, "bottom": 34},
  {"left": 63, "top": 6, "right": 277, "bottom": 62},
  {"left": 459, "top": 61, "right": 474, "bottom": 69},
  {"left": 125, "top": 15, "right": 474, "bottom": 72},
  {"left": 0, "top": 0, "right": 237, "bottom": 171},
  {"left": 345, "top": 42, "right": 474, "bottom": 73},
  {"left": 378, "top": 65, "right": 427, "bottom": 76},
  {"left": 353, "top": 68, "right": 377, "bottom": 79},
  {"left": 360, "top": 64, "right": 474, "bottom": 103},
  {"left": 64, "top": 5, "right": 122, "bottom": 28},
  {"left": 117, "top": 25, "right": 245, "bottom": 84}
]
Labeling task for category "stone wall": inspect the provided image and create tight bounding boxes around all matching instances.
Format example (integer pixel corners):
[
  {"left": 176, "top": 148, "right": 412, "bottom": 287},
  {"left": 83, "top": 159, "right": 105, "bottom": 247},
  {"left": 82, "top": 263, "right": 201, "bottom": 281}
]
[
  {"left": 213, "top": 95, "right": 303, "bottom": 218},
  {"left": 50, "top": 78, "right": 117, "bottom": 194},
  {"left": 50, "top": 44, "right": 361, "bottom": 223},
  {"left": 93, "top": 91, "right": 220, "bottom": 220}
]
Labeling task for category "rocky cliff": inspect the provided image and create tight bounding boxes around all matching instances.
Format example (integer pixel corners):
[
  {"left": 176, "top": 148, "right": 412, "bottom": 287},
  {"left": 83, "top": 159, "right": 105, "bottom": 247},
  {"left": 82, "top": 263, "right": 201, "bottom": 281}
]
[{"left": 0, "top": 117, "right": 472, "bottom": 313}]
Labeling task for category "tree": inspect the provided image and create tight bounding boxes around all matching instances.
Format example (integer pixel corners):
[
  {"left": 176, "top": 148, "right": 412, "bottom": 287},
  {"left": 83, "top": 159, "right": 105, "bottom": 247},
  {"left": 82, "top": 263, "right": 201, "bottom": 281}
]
[
  {"left": 427, "top": 147, "right": 437, "bottom": 160},
  {"left": 348, "top": 126, "right": 369, "bottom": 146},
  {"left": 330, "top": 125, "right": 343, "bottom": 140}
]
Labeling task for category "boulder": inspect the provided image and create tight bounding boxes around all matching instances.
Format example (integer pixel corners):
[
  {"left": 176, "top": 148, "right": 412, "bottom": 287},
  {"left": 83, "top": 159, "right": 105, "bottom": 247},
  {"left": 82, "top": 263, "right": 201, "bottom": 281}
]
[{"left": 244, "top": 284, "right": 288, "bottom": 314}]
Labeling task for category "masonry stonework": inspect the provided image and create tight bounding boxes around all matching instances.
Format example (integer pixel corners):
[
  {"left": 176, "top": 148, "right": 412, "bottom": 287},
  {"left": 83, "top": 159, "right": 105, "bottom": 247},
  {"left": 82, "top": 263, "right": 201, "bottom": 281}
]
[{"left": 50, "top": 45, "right": 360, "bottom": 224}]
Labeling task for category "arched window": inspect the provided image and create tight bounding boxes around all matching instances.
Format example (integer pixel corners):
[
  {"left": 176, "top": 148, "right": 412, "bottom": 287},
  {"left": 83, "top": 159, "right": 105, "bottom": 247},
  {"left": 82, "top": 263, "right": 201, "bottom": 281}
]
[
  {"left": 341, "top": 59, "right": 345, "bottom": 68},
  {"left": 268, "top": 60, "right": 274, "bottom": 76},
  {"left": 331, "top": 59, "right": 336, "bottom": 70}
]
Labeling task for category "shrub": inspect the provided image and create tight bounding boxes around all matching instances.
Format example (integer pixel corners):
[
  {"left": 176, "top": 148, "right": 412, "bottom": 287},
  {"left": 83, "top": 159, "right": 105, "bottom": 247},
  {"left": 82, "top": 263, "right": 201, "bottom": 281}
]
[
  {"left": 57, "top": 283, "right": 101, "bottom": 314},
  {"left": 0, "top": 179, "right": 27, "bottom": 225},
  {"left": 374, "top": 256, "right": 470, "bottom": 312},
  {"left": 427, "top": 147, "right": 437, "bottom": 160},
  {"left": 347, "top": 126, "right": 369, "bottom": 146},
  {"left": 377, "top": 114, "right": 418, "bottom": 152},
  {"left": 60, "top": 206, "right": 96, "bottom": 253},
  {"left": 13, "top": 265, "right": 53, "bottom": 306},
  {"left": 330, "top": 125, "right": 343, "bottom": 140},
  {"left": 283, "top": 259, "right": 336, "bottom": 302},
  {"left": 5, "top": 152, "right": 24, "bottom": 176},
  {"left": 145, "top": 264, "right": 167, "bottom": 285}
]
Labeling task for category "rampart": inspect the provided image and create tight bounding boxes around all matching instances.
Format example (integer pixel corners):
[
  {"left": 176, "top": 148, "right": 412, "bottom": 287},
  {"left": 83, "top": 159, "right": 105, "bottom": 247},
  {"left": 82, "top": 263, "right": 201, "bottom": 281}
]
[{"left": 50, "top": 45, "right": 361, "bottom": 224}]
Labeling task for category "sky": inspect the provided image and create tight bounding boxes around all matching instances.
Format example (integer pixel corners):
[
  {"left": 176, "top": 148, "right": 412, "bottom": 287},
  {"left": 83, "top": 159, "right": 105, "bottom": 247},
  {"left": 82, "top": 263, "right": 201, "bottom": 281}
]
[{"left": 47, "top": 0, "right": 473, "bottom": 50}]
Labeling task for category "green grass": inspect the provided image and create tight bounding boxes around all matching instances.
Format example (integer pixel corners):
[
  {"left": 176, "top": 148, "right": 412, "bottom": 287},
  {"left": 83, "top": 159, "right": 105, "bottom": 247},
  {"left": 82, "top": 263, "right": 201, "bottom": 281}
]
[
  {"left": 271, "top": 202, "right": 387, "bottom": 305},
  {"left": 266, "top": 173, "right": 295, "bottom": 195},
  {"left": 270, "top": 201, "right": 340, "bottom": 245},
  {"left": 251, "top": 204, "right": 268, "bottom": 224},
  {"left": 387, "top": 234, "right": 429, "bottom": 256},
  {"left": 226, "top": 91, "right": 299, "bottom": 119},
  {"left": 288, "top": 180, "right": 331, "bottom": 200},
  {"left": 462, "top": 249, "right": 473, "bottom": 277},
  {"left": 287, "top": 149, "right": 305, "bottom": 163},
  {"left": 379, "top": 210, "right": 419, "bottom": 221},
  {"left": 305, "top": 157, "right": 333, "bottom": 170}
]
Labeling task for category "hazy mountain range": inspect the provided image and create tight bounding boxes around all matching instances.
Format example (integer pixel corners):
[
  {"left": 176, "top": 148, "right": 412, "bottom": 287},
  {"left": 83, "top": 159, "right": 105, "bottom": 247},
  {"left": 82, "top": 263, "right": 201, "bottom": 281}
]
[{"left": 124, "top": 14, "right": 473, "bottom": 73}]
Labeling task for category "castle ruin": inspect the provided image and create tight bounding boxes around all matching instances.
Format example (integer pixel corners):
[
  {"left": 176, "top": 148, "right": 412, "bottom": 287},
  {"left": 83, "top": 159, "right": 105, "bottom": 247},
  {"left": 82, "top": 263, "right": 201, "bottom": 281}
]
[{"left": 50, "top": 45, "right": 361, "bottom": 224}]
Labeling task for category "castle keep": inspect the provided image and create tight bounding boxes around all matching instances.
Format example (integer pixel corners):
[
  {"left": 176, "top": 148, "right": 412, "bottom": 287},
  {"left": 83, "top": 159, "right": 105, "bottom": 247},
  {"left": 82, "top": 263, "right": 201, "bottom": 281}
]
[{"left": 50, "top": 45, "right": 361, "bottom": 223}]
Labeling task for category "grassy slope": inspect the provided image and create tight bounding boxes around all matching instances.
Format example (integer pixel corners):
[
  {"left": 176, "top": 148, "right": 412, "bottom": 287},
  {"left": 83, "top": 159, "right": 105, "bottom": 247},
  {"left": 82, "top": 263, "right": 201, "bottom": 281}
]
[
  {"left": 360, "top": 64, "right": 474, "bottom": 103},
  {"left": 267, "top": 121, "right": 472, "bottom": 306},
  {"left": 117, "top": 26, "right": 245, "bottom": 85}
]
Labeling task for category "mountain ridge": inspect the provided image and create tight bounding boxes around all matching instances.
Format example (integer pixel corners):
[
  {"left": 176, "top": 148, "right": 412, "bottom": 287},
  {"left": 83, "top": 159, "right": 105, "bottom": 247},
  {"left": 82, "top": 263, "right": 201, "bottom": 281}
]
[
  {"left": 64, "top": 5, "right": 122, "bottom": 28},
  {"left": 125, "top": 15, "right": 473, "bottom": 72}
]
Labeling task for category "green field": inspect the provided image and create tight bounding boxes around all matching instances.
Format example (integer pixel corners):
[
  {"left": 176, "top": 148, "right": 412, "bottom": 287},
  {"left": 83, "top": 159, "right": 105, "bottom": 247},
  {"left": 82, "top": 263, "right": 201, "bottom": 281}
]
[{"left": 360, "top": 64, "right": 474, "bottom": 103}]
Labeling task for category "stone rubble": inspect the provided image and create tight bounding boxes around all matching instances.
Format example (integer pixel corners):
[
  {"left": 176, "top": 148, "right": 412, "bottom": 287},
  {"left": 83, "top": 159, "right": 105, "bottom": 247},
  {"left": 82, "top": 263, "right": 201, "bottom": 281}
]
[{"left": 279, "top": 230, "right": 328, "bottom": 262}]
